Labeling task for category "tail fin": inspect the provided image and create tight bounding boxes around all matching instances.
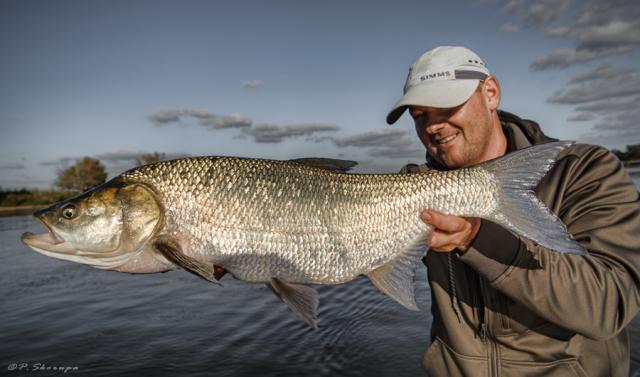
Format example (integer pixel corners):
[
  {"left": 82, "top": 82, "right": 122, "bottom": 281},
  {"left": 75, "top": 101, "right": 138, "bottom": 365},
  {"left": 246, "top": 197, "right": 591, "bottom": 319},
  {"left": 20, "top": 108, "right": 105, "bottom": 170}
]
[{"left": 481, "top": 141, "right": 586, "bottom": 255}]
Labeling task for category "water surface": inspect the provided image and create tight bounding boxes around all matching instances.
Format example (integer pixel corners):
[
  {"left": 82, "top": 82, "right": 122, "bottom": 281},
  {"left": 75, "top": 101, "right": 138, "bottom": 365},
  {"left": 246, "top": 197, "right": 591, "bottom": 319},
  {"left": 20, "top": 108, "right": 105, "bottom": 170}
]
[
  {"left": 1, "top": 215, "right": 431, "bottom": 377},
  {"left": 2, "top": 167, "right": 640, "bottom": 377}
]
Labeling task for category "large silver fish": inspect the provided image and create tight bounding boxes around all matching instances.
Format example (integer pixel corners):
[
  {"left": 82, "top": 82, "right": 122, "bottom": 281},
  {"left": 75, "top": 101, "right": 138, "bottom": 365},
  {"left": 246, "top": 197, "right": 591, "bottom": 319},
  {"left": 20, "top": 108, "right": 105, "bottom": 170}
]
[{"left": 21, "top": 141, "right": 584, "bottom": 327}]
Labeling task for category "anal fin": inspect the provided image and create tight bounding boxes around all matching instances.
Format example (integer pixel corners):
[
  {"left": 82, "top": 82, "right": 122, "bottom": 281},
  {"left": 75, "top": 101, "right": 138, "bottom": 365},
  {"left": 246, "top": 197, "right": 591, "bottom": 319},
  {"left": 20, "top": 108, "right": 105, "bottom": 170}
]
[
  {"left": 153, "top": 237, "right": 226, "bottom": 285},
  {"left": 267, "top": 278, "right": 319, "bottom": 329},
  {"left": 365, "top": 233, "right": 428, "bottom": 311}
]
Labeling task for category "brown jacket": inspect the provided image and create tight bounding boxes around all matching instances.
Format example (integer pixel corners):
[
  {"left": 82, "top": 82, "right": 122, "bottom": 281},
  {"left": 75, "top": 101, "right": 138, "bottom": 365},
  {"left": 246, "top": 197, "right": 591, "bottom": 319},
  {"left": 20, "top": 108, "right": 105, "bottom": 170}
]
[{"left": 407, "top": 111, "right": 640, "bottom": 377}]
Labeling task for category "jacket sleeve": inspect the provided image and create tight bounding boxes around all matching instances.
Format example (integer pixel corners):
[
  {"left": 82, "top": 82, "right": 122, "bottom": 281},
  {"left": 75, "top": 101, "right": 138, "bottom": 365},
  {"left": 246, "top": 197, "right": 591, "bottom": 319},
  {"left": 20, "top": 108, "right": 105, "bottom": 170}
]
[{"left": 458, "top": 145, "right": 640, "bottom": 340}]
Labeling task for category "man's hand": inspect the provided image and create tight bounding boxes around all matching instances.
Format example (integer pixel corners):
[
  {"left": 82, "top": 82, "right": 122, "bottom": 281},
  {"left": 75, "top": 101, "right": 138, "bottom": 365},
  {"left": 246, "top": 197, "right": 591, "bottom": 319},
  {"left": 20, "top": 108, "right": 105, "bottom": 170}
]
[{"left": 420, "top": 209, "right": 481, "bottom": 253}]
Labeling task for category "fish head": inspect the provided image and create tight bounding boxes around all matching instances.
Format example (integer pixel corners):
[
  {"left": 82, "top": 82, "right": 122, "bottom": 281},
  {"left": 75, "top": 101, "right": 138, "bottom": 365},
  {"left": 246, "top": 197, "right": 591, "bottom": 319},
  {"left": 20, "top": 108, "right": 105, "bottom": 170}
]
[{"left": 21, "top": 182, "right": 163, "bottom": 270}]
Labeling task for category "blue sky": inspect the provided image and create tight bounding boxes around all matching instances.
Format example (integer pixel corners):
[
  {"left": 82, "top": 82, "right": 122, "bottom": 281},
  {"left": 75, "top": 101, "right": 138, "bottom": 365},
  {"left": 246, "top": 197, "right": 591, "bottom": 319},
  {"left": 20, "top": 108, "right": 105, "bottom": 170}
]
[{"left": 1, "top": 0, "right": 638, "bottom": 189}]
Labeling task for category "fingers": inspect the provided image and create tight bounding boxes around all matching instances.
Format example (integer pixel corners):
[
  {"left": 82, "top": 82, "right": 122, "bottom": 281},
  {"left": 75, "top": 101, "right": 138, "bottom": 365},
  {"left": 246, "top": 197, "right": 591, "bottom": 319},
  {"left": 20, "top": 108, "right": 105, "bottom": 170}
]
[
  {"left": 420, "top": 209, "right": 481, "bottom": 253},
  {"left": 420, "top": 210, "right": 467, "bottom": 233}
]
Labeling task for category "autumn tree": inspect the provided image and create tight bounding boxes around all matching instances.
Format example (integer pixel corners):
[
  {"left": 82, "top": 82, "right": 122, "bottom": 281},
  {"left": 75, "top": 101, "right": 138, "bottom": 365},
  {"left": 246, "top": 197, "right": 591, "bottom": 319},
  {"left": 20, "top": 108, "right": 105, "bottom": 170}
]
[{"left": 55, "top": 157, "right": 107, "bottom": 191}]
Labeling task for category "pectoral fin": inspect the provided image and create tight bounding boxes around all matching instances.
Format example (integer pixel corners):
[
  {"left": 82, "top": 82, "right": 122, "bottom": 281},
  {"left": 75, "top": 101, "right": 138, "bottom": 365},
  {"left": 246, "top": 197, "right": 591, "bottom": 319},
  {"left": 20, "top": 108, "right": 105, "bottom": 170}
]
[
  {"left": 365, "top": 233, "right": 428, "bottom": 311},
  {"left": 267, "top": 278, "right": 319, "bottom": 329},
  {"left": 152, "top": 237, "right": 226, "bottom": 285}
]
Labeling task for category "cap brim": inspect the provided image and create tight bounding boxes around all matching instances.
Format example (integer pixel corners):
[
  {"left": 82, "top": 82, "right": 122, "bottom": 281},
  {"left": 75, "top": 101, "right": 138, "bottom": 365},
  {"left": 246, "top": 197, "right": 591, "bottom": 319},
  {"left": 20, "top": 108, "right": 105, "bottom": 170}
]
[{"left": 386, "top": 79, "right": 480, "bottom": 124}]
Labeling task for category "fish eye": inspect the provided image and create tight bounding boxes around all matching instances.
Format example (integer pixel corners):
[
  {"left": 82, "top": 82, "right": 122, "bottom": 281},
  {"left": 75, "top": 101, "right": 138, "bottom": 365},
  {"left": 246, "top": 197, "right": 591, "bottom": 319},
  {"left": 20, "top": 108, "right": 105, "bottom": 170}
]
[{"left": 61, "top": 204, "right": 79, "bottom": 220}]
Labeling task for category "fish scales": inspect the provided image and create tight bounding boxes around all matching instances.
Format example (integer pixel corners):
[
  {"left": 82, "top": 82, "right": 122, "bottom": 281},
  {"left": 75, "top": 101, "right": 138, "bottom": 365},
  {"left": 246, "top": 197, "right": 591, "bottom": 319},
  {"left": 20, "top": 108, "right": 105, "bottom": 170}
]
[
  {"left": 120, "top": 156, "right": 498, "bottom": 284},
  {"left": 21, "top": 142, "right": 586, "bottom": 327}
]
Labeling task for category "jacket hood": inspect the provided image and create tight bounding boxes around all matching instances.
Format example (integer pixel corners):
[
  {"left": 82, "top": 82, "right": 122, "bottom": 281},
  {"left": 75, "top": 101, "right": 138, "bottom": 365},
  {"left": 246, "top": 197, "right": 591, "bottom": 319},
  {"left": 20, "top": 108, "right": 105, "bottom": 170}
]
[{"left": 498, "top": 110, "right": 557, "bottom": 149}]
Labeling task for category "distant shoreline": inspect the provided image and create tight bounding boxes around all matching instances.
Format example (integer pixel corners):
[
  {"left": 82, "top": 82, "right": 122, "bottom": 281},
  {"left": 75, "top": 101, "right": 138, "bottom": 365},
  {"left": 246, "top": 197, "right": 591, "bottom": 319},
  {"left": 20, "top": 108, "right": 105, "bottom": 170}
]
[{"left": 0, "top": 205, "right": 41, "bottom": 217}]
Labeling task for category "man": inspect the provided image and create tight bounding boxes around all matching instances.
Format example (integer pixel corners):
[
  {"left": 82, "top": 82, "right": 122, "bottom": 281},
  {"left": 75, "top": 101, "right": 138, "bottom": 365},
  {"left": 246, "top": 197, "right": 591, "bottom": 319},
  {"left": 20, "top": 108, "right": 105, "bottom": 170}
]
[{"left": 386, "top": 46, "right": 640, "bottom": 377}]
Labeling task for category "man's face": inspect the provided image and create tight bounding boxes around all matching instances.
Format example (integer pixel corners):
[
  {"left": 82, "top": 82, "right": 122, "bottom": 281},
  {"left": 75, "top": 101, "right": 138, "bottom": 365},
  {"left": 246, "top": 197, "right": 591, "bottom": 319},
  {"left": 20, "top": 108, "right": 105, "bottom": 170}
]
[{"left": 409, "top": 81, "right": 499, "bottom": 169}]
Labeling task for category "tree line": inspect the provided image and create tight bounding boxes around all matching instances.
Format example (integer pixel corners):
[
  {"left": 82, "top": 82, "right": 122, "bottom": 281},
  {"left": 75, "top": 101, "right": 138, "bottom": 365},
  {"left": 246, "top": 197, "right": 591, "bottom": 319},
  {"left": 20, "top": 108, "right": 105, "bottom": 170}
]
[
  {"left": 0, "top": 152, "right": 166, "bottom": 207},
  {"left": 54, "top": 152, "right": 166, "bottom": 191},
  {"left": 2, "top": 145, "right": 638, "bottom": 208},
  {"left": 611, "top": 144, "right": 640, "bottom": 165}
]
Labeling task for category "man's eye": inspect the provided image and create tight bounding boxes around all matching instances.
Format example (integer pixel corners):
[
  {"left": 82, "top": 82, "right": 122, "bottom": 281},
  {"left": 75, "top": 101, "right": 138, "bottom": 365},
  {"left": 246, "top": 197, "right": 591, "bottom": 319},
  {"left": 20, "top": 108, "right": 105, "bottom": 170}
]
[
  {"left": 410, "top": 111, "right": 428, "bottom": 122},
  {"left": 413, "top": 114, "right": 429, "bottom": 127}
]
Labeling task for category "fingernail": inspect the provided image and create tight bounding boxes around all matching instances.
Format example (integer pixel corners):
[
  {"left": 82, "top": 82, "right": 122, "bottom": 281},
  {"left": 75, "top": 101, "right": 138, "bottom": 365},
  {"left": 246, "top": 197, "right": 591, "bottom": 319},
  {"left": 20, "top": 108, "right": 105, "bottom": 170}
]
[{"left": 422, "top": 211, "right": 431, "bottom": 221}]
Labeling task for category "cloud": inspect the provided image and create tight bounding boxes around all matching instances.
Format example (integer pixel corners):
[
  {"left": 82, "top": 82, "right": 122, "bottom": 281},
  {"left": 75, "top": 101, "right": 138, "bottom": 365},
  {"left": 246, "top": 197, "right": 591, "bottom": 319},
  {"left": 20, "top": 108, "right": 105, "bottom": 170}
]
[
  {"left": 507, "top": 0, "right": 640, "bottom": 145},
  {"left": 580, "top": 114, "right": 640, "bottom": 145},
  {"left": 0, "top": 174, "right": 51, "bottom": 188},
  {"left": 501, "top": 23, "right": 520, "bottom": 32},
  {"left": 41, "top": 151, "right": 190, "bottom": 170},
  {"left": 304, "top": 135, "right": 335, "bottom": 143},
  {"left": 567, "top": 112, "right": 596, "bottom": 122},
  {"left": 368, "top": 147, "right": 426, "bottom": 159},
  {"left": 502, "top": 0, "right": 524, "bottom": 13},
  {"left": 242, "top": 80, "right": 264, "bottom": 89},
  {"left": 575, "top": 19, "right": 640, "bottom": 51},
  {"left": 95, "top": 150, "right": 148, "bottom": 163},
  {"left": 524, "top": 0, "right": 572, "bottom": 27},
  {"left": 547, "top": 65, "right": 640, "bottom": 104},
  {"left": 530, "top": 45, "right": 633, "bottom": 70},
  {"left": 568, "top": 64, "right": 636, "bottom": 83},
  {"left": 40, "top": 157, "right": 77, "bottom": 167},
  {"left": 148, "top": 107, "right": 344, "bottom": 146},
  {"left": 592, "top": 108, "right": 640, "bottom": 133},
  {"left": 524, "top": 0, "right": 640, "bottom": 70},
  {"left": 149, "top": 109, "right": 252, "bottom": 129},
  {"left": 531, "top": 48, "right": 615, "bottom": 70},
  {"left": 95, "top": 150, "right": 190, "bottom": 163},
  {"left": 503, "top": 0, "right": 572, "bottom": 29},
  {"left": 574, "top": 95, "right": 639, "bottom": 113},
  {"left": 545, "top": 65, "right": 640, "bottom": 142},
  {"left": 243, "top": 123, "right": 340, "bottom": 143},
  {"left": 0, "top": 162, "right": 26, "bottom": 170},
  {"left": 333, "top": 129, "right": 409, "bottom": 148},
  {"left": 332, "top": 128, "right": 425, "bottom": 159}
]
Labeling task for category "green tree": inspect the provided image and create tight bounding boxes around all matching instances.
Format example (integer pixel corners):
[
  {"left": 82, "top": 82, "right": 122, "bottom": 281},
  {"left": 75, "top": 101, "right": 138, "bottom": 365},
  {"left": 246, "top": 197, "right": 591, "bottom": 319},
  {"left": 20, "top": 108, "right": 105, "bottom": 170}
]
[
  {"left": 135, "top": 152, "right": 166, "bottom": 166},
  {"left": 612, "top": 144, "right": 640, "bottom": 162},
  {"left": 55, "top": 157, "right": 107, "bottom": 191},
  {"left": 626, "top": 144, "right": 640, "bottom": 160},
  {"left": 612, "top": 148, "right": 628, "bottom": 161}
]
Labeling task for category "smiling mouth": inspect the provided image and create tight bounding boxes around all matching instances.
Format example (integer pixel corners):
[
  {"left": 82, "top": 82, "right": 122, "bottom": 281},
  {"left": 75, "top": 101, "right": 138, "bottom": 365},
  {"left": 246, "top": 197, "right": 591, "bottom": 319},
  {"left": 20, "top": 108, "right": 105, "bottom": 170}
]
[{"left": 433, "top": 132, "right": 459, "bottom": 145}]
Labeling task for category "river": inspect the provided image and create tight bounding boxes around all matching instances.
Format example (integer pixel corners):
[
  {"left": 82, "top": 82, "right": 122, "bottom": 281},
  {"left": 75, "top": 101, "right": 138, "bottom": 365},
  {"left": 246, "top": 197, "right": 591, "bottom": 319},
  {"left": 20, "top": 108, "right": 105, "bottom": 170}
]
[{"left": 1, "top": 169, "right": 639, "bottom": 377}]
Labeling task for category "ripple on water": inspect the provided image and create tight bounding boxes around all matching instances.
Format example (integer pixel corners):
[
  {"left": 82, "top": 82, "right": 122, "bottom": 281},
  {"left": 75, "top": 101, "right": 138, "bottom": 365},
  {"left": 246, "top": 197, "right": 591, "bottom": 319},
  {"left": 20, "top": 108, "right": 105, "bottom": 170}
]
[{"left": 2, "top": 215, "right": 638, "bottom": 376}]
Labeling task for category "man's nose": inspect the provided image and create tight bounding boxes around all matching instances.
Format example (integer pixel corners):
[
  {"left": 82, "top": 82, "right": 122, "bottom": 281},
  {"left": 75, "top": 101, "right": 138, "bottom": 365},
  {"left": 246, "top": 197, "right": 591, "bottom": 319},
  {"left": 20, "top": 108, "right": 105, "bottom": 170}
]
[{"left": 425, "top": 121, "right": 446, "bottom": 134}]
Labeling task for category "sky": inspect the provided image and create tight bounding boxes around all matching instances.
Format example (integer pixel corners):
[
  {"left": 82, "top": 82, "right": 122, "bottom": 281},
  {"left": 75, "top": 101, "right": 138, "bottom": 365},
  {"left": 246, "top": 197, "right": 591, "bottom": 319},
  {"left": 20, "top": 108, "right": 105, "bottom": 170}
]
[{"left": 1, "top": 0, "right": 638, "bottom": 189}]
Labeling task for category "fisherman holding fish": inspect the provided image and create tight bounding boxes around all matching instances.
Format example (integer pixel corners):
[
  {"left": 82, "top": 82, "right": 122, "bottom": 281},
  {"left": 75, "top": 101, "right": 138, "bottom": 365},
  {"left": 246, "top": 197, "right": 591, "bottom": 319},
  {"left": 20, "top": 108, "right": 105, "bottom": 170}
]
[
  {"left": 19, "top": 46, "right": 640, "bottom": 377},
  {"left": 387, "top": 46, "right": 640, "bottom": 377}
]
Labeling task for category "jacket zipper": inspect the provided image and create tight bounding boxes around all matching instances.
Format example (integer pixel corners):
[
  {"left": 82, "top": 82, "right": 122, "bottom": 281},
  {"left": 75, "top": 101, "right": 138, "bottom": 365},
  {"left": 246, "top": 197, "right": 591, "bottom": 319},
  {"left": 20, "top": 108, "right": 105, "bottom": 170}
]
[{"left": 477, "top": 277, "right": 499, "bottom": 377}]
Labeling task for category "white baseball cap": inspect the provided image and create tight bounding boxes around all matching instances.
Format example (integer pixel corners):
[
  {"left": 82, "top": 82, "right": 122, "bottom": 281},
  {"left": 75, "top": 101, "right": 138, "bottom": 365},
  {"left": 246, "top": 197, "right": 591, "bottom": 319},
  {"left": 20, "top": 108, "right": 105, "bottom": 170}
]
[{"left": 386, "top": 46, "right": 490, "bottom": 125}]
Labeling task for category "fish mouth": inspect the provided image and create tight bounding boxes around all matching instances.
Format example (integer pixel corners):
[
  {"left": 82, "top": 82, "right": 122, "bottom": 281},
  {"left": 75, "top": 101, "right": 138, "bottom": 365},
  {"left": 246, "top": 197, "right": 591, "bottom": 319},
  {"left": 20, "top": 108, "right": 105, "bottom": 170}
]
[
  {"left": 21, "top": 217, "right": 76, "bottom": 255},
  {"left": 20, "top": 203, "right": 135, "bottom": 270}
]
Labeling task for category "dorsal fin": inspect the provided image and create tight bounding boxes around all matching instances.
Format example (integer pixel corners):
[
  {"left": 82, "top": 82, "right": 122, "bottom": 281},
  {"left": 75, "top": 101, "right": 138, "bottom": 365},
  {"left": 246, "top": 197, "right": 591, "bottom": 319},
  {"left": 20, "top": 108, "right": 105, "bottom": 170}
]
[{"left": 290, "top": 157, "right": 357, "bottom": 172}]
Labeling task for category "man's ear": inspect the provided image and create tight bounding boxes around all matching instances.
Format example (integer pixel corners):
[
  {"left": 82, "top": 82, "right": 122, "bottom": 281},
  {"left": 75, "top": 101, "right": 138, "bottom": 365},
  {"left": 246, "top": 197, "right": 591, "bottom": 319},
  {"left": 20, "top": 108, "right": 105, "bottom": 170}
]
[{"left": 482, "top": 76, "right": 501, "bottom": 111}]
